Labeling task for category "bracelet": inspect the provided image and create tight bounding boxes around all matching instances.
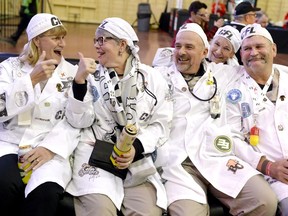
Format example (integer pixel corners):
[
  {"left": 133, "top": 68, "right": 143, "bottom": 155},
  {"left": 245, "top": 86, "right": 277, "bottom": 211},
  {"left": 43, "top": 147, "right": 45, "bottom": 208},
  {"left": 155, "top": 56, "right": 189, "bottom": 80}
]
[
  {"left": 261, "top": 160, "right": 269, "bottom": 175},
  {"left": 266, "top": 162, "right": 272, "bottom": 176}
]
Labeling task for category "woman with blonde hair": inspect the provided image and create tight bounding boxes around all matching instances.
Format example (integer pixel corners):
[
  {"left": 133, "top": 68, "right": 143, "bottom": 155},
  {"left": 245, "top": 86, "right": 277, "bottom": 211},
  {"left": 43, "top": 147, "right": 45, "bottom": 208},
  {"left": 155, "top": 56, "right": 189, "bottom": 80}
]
[{"left": 0, "top": 13, "right": 78, "bottom": 216}]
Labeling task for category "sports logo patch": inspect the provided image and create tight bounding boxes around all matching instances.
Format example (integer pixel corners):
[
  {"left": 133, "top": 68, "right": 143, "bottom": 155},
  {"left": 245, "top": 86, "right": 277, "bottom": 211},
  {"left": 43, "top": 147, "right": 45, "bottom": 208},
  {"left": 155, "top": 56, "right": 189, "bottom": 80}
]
[
  {"left": 214, "top": 135, "right": 232, "bottom": 152},
  {"left": 226, "top": 89, "right": 242, "bottom": 104},
  {"left": 14, "top": 91, "right": 28, "bottom": 107}
]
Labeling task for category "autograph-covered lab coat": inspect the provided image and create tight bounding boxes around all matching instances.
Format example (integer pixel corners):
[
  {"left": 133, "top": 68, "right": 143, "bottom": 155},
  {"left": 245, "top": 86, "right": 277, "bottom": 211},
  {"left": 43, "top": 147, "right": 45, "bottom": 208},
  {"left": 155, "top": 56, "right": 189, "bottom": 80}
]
[
  {"left": 65, "top": 63, "right": 172, "bottom": 210},
  {"left": 225, "top": 66, "right": 288, "bottom": 202},
  {"left": 0, "top": 56, "right": 79, "bottom": 196},
  {"left": 157, "top": 62, "right": 261, "bottom": 206}
]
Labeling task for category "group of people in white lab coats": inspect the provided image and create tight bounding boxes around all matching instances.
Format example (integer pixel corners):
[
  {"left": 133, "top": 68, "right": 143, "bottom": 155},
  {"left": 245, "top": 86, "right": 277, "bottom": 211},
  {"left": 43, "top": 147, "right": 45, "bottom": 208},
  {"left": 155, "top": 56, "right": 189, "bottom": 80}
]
[{"left": 0, "top": 11, "right": 288, "bottom": 216}]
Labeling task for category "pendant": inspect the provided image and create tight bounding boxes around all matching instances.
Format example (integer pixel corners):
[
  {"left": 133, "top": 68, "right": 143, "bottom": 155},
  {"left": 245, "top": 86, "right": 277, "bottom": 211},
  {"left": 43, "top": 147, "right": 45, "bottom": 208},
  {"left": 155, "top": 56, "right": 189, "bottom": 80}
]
[
  {"left": 250, "top": 125, "right": 259, "bottom": 146},
  {"left": 206, "top": 70, "right": 214, "bottom": 85},
  {"left": 210, "top": 92, "right": 220, "bottom": 119}
]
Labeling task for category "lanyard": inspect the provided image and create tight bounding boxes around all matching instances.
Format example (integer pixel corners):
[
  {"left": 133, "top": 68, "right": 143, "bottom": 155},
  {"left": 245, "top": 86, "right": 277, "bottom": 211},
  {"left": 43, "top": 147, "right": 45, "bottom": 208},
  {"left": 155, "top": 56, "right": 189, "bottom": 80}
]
[
  {"left": 244, "top": 70, "right": 274, "bottom": 118},
  {"left": 242, "top": 70, "right": 274, "bottom": 146}
]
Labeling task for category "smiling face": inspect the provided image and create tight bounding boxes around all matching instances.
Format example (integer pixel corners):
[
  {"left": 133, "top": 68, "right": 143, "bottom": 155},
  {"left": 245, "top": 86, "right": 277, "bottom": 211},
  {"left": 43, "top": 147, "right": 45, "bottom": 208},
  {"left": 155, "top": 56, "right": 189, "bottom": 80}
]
[
  {"left": 173, "top": 31, "right": 208, "bottom": 74},
  {"left": 240, "top": 35, "right": 277, "bottom": 82},
  {"left": 33, "top": 26, "right": 67, "bottom": 64},
  {"left": 209, "top": 36, "right": 234, "bottom": 64},
  {"left": 94, "top": 29, "right": 129, "bottom": 74}
]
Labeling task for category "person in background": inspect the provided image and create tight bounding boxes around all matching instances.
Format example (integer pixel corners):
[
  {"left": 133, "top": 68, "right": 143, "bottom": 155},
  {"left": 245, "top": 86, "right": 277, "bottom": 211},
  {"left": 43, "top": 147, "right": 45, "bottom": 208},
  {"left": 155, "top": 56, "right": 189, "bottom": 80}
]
[
  {"left": 211, "top": 0, "right": 227, "bottom": 17},
  {"left": 208, "top": 25, "right": 241, "bottom": 66},
  {"left": 256, "top": 11, "right": 270, "bottom": 28},
  {"left": 6, "top": 0, "right": 38, "bottom": 46},
  {"left": 226, "top": 1, "right": 260, "bottom": 65},
  {"left": 65, "top": 17, "right": 172, "bottom": 216},
  {"left": 171, "top": 1, "right": 224, "bottom": 47},
  {"left": 227, "top": 1, "right": 260, "bottom": 32},
  {"left": 225, "top": 23, "right": 288, "bottom": 216},
  {"left": 156, "top": 22, "right": 277, "bottom": 216},
  {"left": 0, "top": 13, "right": 78, "bottom": 216},
  {"left": 226, "top": 0, "right": 236, "bottom": 20}
]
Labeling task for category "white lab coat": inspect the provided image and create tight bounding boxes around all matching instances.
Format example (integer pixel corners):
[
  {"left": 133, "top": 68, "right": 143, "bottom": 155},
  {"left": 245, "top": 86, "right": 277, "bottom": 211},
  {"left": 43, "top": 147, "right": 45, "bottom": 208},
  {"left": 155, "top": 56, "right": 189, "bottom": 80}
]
[
  {"left": 157, "top": 62, "right": 260, "bottom": 206},
  {"left": 0, "top": 56, "right": 79, "bottom": 196},
  {"left": 65, "top": 63, "right": 172, "bottom": 210},
  {"left": 225, "top": 65, "right": 288, "bottom": 202}
]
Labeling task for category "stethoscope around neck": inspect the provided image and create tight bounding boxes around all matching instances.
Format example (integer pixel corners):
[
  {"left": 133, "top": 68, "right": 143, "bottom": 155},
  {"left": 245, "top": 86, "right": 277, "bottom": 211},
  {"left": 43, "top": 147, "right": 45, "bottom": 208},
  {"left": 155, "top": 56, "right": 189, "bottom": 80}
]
[{"left": 191, "top": 76, "right": 218, "bottom": 102}]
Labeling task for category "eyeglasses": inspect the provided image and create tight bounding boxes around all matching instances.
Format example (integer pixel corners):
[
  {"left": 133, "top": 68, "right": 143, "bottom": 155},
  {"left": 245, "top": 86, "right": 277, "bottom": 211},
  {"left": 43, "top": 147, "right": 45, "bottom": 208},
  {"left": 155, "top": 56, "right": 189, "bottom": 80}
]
[
  {"left": 93, "top": 36, "right": 115, "bottom": 46},
  {"left": 245, "top": 13, "right": 257, "bottom": 17}
]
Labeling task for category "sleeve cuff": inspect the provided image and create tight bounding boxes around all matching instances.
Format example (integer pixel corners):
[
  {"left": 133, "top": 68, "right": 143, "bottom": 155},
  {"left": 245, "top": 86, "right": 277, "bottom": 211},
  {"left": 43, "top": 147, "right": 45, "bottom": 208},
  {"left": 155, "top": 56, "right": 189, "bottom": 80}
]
[
  {"left": 72, "top": 79, "right": 87, "bottom": 101},
  {"left": 132, "top": 138, "right": 144, "bottom": 162}
]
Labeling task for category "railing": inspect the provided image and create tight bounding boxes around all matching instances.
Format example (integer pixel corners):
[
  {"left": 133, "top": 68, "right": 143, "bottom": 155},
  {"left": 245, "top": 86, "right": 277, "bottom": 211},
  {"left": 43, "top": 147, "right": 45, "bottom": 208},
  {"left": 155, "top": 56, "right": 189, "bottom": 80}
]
[{"left": 0, "top": 0, "right": 21, "bottom": 38}]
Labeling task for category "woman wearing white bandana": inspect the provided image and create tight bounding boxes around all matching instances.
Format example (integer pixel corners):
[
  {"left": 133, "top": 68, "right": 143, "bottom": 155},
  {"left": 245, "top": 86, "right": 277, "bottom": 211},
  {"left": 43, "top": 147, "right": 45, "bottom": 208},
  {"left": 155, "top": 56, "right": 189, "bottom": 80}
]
[
  {"left": 207, "top": 25, "right": 241, "bottom": 66},
  {"left": 0, "top": 13, "right": 78, "bottom": 216},
  {"left": 65, "top": 17, "right": 172, "bottom": 216}
]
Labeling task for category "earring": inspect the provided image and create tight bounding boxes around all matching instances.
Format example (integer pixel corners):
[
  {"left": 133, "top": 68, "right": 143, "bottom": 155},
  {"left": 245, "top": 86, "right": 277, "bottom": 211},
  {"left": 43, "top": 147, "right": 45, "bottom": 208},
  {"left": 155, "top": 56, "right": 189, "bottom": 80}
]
[{"left": 118, "top": 51, "right": 123, "bottom": 56}]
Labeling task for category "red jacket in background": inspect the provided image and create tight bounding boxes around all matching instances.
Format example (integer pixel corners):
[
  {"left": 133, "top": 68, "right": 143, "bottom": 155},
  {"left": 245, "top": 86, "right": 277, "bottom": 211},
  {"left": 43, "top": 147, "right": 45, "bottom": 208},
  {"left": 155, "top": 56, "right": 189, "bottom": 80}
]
[{"left": 211, "top": 2, "right": 226, "bottom": 17}]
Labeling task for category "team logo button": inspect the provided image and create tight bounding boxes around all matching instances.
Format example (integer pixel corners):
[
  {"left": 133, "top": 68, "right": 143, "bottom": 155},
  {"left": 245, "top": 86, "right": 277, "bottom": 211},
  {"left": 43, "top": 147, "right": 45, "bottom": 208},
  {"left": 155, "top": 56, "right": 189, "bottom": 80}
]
[
  {"left": 227, "top": 89, "right": 242, "bottom": 104},
  {"left": 214, "top": 135, "right": 232, "bottom": 152}
]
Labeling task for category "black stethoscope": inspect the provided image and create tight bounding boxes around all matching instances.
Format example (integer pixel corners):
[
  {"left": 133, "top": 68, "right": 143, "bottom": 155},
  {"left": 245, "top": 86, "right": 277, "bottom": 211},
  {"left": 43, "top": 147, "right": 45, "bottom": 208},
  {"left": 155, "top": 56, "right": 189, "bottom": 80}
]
[
  {"left": 189, "top": 69, "right": 220, "bottom": 119},
  {"left": 191, "top": 76, "right": 218, "bottom": 102}
]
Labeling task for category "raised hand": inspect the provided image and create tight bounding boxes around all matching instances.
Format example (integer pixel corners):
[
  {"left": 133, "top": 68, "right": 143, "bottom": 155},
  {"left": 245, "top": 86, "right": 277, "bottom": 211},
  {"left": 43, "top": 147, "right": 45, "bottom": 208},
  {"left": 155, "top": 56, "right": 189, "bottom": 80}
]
[
  {"left": 30, "top": 51, "right": 58, "bottom": 86},
  {"left": 74, "top": 52, "right": 97, "bottom": 84}
]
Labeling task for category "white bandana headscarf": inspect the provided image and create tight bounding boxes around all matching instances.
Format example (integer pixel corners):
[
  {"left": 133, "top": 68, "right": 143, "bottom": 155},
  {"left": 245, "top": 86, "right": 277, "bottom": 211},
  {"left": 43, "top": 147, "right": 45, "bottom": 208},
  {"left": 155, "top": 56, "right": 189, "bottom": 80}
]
[
  {"left": 241, "top": 23, "right": 273, "bottom": 44},
  {"left": 178, "top": 23, "right": 209, "bottom": 49},
  {"left": 26, "top": 13, "right": 63, "bottom": 41},
  {"left": 214, "top": 25, "right": 241, "bottom": 53},
  {"left": 97, "top": 17, "right": 140, "bottom": 60}
]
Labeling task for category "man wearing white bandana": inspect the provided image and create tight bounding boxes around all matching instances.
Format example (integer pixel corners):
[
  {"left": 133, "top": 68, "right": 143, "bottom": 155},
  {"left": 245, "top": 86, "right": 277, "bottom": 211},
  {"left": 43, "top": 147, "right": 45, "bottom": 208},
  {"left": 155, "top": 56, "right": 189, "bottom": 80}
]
[
  {"left": 152, "top": 25, "right": 241, "bottom": 68},
  {"left": 225, "top": 23, "right": 288, "bottom": 215},
  {"left": 208, "top": 25, "right": 241, "bottom": 66},
  {"left": 155, "top": 23, "right": 277, "bottom": 215},
  {"left": 0, "top": 13, "right": 78, "bottom": 216},
  {"left": 65, "top": 17, "right": 172, "bottom": 216}
]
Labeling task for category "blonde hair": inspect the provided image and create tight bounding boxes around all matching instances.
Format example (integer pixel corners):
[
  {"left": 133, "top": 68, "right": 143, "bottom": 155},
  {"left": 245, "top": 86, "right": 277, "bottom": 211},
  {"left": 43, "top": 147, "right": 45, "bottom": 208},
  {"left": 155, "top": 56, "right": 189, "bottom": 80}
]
[{"left": 19, "top": 25, "right": 67, "bottom": 65}]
